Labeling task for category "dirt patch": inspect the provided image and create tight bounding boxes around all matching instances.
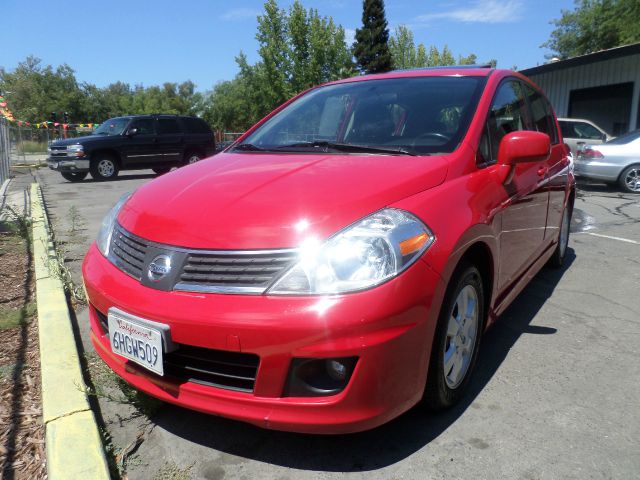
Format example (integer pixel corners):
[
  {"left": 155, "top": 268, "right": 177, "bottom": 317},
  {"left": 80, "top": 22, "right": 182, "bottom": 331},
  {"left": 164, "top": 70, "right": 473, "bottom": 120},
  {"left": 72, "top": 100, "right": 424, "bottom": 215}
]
[{"left": 0, "top": 217, "right": 45, "bottom": 479}]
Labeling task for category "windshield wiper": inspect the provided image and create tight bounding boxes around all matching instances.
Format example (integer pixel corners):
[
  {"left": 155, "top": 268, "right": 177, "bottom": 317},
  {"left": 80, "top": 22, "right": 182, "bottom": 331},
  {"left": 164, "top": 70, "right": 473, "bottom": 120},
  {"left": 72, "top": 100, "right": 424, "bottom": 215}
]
[
  {"left": 274, "top": 141, "right": 418, "bottom": 156},
  {"left": 233, "top": 143, "right": 265, "bottom": 152}
]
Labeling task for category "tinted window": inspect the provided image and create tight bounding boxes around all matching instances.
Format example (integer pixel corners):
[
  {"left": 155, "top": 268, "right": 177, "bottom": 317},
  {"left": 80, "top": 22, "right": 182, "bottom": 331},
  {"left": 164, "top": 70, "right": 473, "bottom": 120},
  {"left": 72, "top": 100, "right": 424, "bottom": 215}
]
[
  {"left": 157, "top": 118, "right": 182, "bottom": 135},
  {"left": 238, "top": 76, "right": 486, "bottom": 155},
  {"left": 523, "top": 84, "right": 558, "bottom": 144},
  {"left": 487, "top": 80, "right": 528, "bottom": 161},
  {"left": 183, "top": 117, "right": 212, "bottom": 134},
  {"left": 129, "top": 118, "right": 155, "bottom": 135}
]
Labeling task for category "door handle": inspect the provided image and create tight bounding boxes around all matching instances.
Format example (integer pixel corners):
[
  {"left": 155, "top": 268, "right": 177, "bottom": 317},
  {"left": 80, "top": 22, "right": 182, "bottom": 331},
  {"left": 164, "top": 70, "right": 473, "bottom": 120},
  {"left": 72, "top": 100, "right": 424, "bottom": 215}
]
[{"left": 537, "top": 166, "right": 547, "bottom": 176}]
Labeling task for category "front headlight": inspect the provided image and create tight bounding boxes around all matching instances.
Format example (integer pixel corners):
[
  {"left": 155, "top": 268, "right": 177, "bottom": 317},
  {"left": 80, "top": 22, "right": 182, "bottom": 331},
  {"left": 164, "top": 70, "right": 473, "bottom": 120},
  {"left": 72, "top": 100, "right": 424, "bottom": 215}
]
[
  {"left": 67, "top": 144, "right": 85, "bottom": 157},
  {"left": 96, "top": 192, "right": 132, "bottom": 256},
  {"left": 268, "top": 208, "right": 434, "bottom": 295}
]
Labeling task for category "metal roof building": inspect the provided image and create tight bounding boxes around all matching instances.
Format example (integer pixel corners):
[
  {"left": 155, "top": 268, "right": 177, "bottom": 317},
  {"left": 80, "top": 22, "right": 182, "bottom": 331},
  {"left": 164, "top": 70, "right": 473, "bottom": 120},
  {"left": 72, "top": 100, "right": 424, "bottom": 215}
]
[{"left": 520, "top": 43, "right": 640, "bottom": 136}]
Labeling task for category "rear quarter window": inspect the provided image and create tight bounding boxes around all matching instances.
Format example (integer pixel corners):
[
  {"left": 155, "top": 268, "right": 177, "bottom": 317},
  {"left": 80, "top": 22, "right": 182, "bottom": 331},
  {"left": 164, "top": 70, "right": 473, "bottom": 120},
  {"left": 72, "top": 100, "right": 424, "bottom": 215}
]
[{"left": 183, "top": 117, "right": 212, "bottom": 134}]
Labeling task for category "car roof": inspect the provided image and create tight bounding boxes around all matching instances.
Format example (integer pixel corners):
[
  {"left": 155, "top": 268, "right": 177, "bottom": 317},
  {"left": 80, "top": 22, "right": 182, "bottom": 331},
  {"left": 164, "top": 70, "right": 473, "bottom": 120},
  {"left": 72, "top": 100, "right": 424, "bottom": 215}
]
[{"left": 324, "top": 66, "right": 498, "bottom": 88}]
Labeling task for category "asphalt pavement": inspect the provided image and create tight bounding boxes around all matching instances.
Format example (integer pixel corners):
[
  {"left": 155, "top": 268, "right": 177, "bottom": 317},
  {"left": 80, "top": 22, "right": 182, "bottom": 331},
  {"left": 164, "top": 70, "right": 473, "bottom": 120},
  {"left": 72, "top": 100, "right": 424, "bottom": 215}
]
[{"left": 35, "top": 165, "right": 640, "bottom": 480}]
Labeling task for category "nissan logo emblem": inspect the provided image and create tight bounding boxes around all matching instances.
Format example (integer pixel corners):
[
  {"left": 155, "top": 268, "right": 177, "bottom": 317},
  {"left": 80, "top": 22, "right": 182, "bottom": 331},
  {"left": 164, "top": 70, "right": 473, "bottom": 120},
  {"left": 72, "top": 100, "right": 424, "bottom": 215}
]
[{"left": 147, "top": 254, "right": 172, "bottom": 282}]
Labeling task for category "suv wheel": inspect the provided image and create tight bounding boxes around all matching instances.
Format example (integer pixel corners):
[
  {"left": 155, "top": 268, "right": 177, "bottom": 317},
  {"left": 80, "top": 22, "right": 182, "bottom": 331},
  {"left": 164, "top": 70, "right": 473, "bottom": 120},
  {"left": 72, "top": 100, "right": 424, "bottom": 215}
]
[
  {"left": 184, "top": 152, "right": 201, "bottom": 165},
  {"left": 90, "top": 155, "right": 119, "bottom": 181},
  {"left": 61, "top": 172, "right": 88, "bottom": 182},
  {"left": 423, "top": 262, "right": 484, "bottom": 410},
  {"left": 619, "top": 164, "right": 640, "bottom": 194}
]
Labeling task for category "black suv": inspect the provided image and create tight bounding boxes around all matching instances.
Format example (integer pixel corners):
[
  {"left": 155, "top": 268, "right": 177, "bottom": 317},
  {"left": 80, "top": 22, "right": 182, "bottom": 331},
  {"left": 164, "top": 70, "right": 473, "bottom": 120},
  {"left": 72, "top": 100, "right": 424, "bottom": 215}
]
[{"left": 47, "top": 115, "right": 216, "bottom": 181}]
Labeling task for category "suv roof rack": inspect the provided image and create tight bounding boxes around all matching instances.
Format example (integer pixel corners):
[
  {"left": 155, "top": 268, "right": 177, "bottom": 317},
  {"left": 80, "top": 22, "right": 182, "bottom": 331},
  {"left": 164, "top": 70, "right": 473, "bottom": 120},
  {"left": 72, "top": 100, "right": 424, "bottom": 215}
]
[{"left": 390, "top": 64, "right": 493, "bottom": 73}]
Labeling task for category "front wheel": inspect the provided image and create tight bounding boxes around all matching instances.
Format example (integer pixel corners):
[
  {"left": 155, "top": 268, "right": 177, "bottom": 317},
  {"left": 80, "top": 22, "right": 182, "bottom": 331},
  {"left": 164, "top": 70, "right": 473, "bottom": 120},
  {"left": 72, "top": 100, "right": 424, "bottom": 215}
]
[
  {"left": 90, "top": 155, "right": 119, "bottom": 181},
  {"left": 61, "top": 172, "right": 88, "bottom": 182},
  {"left": 619, "top": 164, "right": 640, "bottom": 194},
  {"left": 423, "top": 262, "right": 484, "bottom": 410}
]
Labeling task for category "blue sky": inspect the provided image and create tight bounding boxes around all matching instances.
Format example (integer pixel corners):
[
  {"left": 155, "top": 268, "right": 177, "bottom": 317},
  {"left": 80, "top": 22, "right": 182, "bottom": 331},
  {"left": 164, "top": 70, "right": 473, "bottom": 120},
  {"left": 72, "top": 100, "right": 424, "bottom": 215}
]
[{"left": 1, "top": 0, "right": 575, "bottom": 92}]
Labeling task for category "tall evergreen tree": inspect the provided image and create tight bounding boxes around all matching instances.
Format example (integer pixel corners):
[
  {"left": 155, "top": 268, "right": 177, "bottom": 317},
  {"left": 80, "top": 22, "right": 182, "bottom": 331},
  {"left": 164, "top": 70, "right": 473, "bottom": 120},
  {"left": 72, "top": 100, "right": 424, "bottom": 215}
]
[{"left": 353, "top": 0, "right": 393, "bottom": 73}]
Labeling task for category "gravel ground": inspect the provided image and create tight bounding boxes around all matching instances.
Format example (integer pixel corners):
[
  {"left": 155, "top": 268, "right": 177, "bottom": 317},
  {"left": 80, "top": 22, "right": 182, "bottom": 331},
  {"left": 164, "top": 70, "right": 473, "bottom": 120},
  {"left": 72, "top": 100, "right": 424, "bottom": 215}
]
[{"left": 35, "top": 166, "right": 640, "bottom": 480}]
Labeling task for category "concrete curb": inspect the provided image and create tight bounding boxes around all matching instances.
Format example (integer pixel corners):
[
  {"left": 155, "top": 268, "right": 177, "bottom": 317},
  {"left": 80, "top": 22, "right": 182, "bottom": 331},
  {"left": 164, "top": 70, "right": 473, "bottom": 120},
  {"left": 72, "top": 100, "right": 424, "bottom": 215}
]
[{"left": 31, "top": 183, "right": 110, "bottom": 480}]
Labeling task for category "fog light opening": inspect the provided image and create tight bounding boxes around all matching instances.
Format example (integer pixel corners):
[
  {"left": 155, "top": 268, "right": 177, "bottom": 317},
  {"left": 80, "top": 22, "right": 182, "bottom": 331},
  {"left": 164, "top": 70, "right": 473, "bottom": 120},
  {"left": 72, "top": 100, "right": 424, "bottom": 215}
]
[{"left": 284, "top": 356, "right": 358, "bottom": 397}]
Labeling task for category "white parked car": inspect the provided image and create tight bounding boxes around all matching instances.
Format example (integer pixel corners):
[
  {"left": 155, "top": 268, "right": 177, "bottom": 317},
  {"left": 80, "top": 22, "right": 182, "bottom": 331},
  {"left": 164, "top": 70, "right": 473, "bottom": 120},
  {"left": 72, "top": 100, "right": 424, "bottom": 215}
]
[
  {"left": 576, "top": 130, "right": 640, "bottom": 193},
  {"left": 558, "top": 118, "right": 612, "bottom": 155}
]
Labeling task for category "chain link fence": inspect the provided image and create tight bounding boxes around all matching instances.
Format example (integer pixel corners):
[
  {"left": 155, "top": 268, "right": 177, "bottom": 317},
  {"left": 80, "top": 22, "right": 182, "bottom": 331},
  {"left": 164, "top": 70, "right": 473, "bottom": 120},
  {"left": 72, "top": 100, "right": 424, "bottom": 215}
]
[
  {"left": 0, "top": 118, "right": 11, "bottom": 185},
  {"left": 7, "top": 124, "right": 92, "bottom": 165}
]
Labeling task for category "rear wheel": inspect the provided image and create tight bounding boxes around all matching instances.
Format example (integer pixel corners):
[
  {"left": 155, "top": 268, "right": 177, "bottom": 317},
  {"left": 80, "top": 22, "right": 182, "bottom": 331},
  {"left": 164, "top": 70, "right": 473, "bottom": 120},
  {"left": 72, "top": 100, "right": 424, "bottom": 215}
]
[
  {"left": 423, "top": 262, "right": 484, "bottom": 410},
  {"left": 61, "top": 172, "right": 88, "bottom": 182},
  {"left": 183, "top": 151, "right": 201, "bottom": 165},
  {"left": 619, "top": 164, "right": 640, "bottom": 194},
  {"left": 152, "top": 167, "right": 171, "bottom": 175},
  {"left": 90, "top": 155, "right": 119, "bottom": 181},
  {"left": 548, "top": 203, "right": 572, "bottom": 268}
]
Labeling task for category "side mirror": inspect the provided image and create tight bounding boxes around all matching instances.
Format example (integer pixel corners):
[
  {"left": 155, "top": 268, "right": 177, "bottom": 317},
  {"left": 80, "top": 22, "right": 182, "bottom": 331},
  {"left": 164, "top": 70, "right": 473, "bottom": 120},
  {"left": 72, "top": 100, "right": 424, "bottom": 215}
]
[
  {"left": 126, "top": 127, "right": 138, "bottom": 136},
  {"left": 497, "top": 131, "right": 550, "bottom": 166}
]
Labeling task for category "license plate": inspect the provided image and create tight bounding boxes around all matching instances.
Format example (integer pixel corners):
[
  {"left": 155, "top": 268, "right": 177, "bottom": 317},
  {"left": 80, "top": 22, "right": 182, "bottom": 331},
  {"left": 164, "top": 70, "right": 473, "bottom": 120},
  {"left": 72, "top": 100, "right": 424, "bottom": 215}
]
[
  {"left": 52, "top": 162, "right": 59, "bottom": 168},
  {"left": 108, "top": 311, "right": 164, "bottom": 376}
]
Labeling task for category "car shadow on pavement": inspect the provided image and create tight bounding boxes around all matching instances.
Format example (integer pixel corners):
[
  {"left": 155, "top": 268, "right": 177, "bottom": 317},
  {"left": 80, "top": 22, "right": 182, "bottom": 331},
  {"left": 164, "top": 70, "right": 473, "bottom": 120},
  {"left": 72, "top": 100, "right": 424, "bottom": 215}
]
[
  {"left": 151, "top": 250, "right": 576, "bottom": 472},
  {"left": 61, "top": 173, "right": 158, "bottom": 183}
]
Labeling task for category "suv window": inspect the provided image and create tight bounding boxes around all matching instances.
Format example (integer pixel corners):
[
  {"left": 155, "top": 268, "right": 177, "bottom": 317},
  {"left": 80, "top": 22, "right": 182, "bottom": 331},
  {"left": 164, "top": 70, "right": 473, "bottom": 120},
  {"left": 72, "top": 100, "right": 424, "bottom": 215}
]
[
  {"left": 486, "top": 80, "right": 529, "bottom": 162},
  {"left": 183, "top": 117, "right": 212, "bottom": 134},
  {"left": 129, "top": 118, "right": 155, "bottom": 135},
  {"left": 523, "top": 84, "right": 558, "bottom": 144},
  {"left": 157, "top": 118, "right": 182, "bottom": 135},
  {"left": 573, "top": 121, "right": 602, "bottom": 140}
]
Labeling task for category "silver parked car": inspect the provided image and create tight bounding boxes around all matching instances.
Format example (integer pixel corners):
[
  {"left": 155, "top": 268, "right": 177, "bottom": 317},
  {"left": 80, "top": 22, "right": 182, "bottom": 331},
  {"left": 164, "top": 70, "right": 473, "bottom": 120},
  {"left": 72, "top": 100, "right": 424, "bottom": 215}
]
[
  {"left": 576, "top": 130, "right": 640, "bottom": 193},
  {"left": 558, "top": 118, "right": 612, "bottom": 155}
]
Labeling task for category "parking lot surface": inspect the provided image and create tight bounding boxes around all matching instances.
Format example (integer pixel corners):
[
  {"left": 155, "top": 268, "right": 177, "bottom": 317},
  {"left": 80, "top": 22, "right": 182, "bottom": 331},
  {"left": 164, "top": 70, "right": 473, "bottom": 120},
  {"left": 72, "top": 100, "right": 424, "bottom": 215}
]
[{"left": 36, "top": 165, "right": 640, "bottom": 479}]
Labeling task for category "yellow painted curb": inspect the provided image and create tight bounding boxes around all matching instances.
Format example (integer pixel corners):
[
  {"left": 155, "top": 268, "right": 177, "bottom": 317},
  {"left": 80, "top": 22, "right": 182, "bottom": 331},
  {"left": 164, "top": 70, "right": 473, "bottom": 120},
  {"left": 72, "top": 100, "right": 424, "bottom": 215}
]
[{"left": 31, "top": 183, "right": 110, "bottom": 480}]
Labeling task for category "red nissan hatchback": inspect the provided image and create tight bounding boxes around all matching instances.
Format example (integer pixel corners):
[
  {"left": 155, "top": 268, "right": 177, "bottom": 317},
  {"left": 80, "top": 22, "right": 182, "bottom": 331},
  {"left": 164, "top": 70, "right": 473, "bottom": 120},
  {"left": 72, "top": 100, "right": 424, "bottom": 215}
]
[{"left": 83, "top": 67, "right": 574, "bottom": 434}]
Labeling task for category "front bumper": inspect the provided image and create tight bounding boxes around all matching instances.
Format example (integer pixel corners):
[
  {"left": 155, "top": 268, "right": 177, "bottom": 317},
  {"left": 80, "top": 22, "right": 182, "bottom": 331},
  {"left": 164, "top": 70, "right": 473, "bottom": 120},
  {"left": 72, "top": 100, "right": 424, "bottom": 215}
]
[
  {"left": 47, "top": 158, "right": 90, "bottom": 172},
  {"left": 83, "top": 243, "right": 444, "bottom": 434},
  {"left": 574, "top": 158, "right": 623, "bottom": 181}
]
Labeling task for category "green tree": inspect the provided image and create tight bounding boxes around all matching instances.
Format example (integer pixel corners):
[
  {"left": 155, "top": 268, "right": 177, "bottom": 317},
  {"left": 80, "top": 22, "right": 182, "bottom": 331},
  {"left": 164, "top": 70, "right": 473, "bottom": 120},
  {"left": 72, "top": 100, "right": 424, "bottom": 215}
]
[
  {"left": 458, "top": 53, "right": 478, "bottom": 65},
  {"left": 389, "top": 25, "right": 416, "bottom": 69},
  {"left": 353, "top": 0, "right": 393, "bottom": 73},
  {"left": 543, "top": 0, "right": 640, "bottom": 59}
]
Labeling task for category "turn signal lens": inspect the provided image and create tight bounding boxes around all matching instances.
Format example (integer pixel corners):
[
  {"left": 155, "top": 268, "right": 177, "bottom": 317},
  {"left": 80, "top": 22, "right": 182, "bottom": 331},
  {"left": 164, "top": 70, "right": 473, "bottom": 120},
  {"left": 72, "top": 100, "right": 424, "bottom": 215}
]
[{"left": 399, "top": 232, "right": 431, "bottom": 256}]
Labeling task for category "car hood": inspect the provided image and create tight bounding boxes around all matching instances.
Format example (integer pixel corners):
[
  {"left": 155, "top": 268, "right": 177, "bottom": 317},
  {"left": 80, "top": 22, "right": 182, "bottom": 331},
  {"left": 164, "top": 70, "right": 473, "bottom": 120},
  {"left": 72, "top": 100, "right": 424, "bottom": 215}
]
[
  {"left": 51, "top": 135, "right": 110, "bottom": 147},
  {"left": 118, "top": 152, "right": 448, "bottom": 249}
]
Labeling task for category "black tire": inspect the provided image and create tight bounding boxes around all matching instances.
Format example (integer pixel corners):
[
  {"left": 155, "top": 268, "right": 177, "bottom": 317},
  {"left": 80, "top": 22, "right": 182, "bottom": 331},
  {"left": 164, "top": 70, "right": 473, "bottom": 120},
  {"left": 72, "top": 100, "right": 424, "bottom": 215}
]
[
  {"left": 61, "top": 172, "right": 88, "bottom": 182},
  {"left": 548, "top": 203, "right": 572, "bottom": 268},
  {"left": 90, "top": 154, "right": 119, "bottom": 181},
  {"left": 183, "top": 151, "right": 202, "bottom": 166},
  {"left": 152, "top": 167, "right": 171, "bottom": 175},
  {"left": 423, "top": 262, "right": 485, "bottom": 410},
  {"left": 618, "top": 164, "right": 640, "bottom": 194}
]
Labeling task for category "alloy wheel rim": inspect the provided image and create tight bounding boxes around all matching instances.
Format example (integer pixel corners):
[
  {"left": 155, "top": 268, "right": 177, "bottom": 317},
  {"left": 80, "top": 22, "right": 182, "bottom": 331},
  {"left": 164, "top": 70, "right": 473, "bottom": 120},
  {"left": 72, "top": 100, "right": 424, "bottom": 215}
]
[
  {"left": 98, "top": 159, "right": 115, "bottom": 177},
  {"left": 188, "top": 155, "right": 200, "bottom": 164},
  {"left": 559, "top": 208, "right": 569, "bottom": 258},
  {"left": 625, "top": 168, "right": 640, "bottom": 192},
  {"left": 444, "top": 284, "right": 479, "bottom": 389}
]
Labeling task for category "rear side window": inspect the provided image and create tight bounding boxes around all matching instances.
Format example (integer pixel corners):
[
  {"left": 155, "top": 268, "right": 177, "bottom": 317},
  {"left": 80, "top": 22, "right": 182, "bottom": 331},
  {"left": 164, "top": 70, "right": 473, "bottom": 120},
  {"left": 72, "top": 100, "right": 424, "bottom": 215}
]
[
  {"left": 572, "top": 121, "right": 603, "bottom": 140},
  {"left": 157, "top": 118, "right": 182, "bottom": 135},
  {"left": 523, "top": 84, "right": 558, "bottom": 144},
  {"left": 486, "top": 80, "right": 529, "bottom": 161},
  {"left": 183, "top": 117, "right": 212, "bottom": 134}
]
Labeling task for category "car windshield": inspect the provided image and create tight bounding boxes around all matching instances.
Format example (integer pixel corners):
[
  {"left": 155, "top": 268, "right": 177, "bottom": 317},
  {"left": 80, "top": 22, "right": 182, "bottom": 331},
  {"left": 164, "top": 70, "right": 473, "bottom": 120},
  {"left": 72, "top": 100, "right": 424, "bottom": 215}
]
[
  {"left": 92, "top": 117, "right": 130, "bottom": 136},
  {"left": 236, "top": 76, "right": 486, "bottom": 156},
  {"left": 605, "top": 129, "right": 640, "bottom": 145}
]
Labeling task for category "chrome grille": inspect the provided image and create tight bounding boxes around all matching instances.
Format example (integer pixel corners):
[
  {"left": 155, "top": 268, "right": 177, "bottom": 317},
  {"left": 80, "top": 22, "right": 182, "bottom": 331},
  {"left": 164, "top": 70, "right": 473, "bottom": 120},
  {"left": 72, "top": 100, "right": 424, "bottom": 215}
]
[
  {"left": 177, "top": 251, "right": 298, "bottom": 292},
  {"left": 110, "top": 225, "right": 149, "bottom": 280},
  {"left": 49, "top": 146, "right": 69, "bottom": 157},
  {"left": 109, "top": 223, "right": 297, "bottom": 293}
]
